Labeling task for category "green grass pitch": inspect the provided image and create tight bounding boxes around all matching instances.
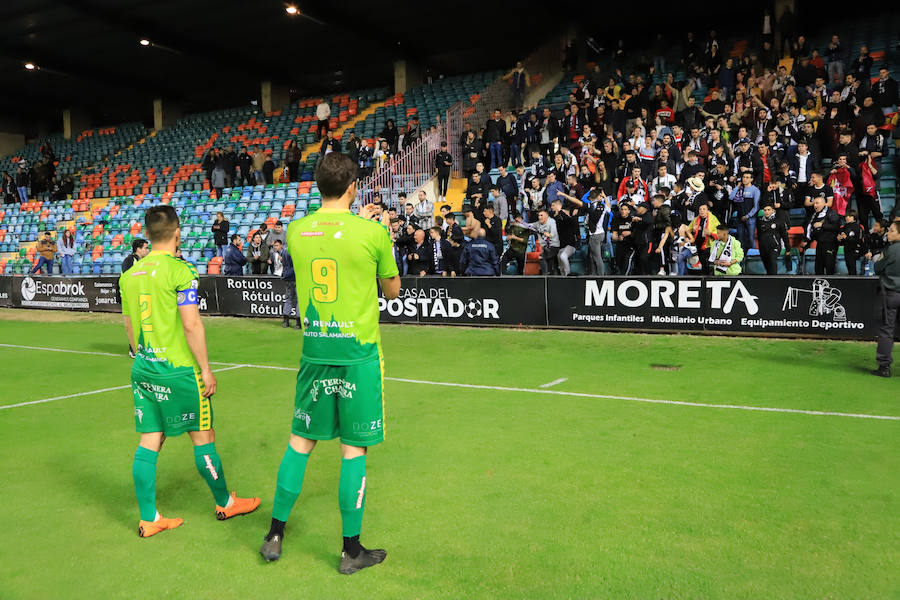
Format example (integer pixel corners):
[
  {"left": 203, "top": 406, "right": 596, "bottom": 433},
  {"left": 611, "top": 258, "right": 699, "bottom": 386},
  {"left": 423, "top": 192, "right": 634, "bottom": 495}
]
[{"left": 0, "top": 309, "right": 898, "bottom": 599}]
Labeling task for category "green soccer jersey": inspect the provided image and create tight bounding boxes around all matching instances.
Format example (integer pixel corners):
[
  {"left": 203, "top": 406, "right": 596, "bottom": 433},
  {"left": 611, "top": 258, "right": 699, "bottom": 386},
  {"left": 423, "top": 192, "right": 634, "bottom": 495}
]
[
  {"left": 119, "top": 250, "right": 202, "bottom": 376},
  {"left": 287, "top": 207, "right": 398, "bottom": 365}
]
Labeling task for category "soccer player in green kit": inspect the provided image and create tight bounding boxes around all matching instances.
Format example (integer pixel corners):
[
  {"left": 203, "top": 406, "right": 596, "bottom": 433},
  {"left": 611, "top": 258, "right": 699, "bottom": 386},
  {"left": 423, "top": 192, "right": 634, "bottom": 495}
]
[
  {"left": 120, "top": 205, "right": 260, "bottom": 537},
  {"left": 259, "top": 153, "right": 401, "bottom": 574}
]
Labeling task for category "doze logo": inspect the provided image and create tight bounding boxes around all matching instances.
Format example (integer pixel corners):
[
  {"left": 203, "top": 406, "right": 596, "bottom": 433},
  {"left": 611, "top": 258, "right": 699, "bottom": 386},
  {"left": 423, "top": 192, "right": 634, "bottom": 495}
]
[
  {"left": 585, "top": 279, "right": 760, "bottom": 315},
  {"left": 353, "top": 419, "right": 382, "bottom": 433}
]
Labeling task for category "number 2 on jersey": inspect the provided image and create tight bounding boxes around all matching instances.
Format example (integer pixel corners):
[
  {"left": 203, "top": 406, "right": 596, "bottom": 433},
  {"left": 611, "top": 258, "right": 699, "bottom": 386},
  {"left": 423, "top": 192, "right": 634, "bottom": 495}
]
[
  {"left": 311, "top": 258, "right": 338, "bottom": 303},
  {"left": 139, "top": 294, "right": 153, "bottom": 332}
]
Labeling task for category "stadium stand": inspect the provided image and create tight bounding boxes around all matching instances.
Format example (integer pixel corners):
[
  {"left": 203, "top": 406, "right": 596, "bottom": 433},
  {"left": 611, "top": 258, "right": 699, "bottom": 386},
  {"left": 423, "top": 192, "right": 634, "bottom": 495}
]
[{"left": 2, "top": 21, "right": 899, "bottom": 278}]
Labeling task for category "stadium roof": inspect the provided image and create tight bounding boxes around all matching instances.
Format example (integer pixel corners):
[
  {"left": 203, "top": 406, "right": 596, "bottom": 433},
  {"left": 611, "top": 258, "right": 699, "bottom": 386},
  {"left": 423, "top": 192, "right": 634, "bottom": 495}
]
[{"left": 0, "top": 0, "right": 783, "bottom": 133}]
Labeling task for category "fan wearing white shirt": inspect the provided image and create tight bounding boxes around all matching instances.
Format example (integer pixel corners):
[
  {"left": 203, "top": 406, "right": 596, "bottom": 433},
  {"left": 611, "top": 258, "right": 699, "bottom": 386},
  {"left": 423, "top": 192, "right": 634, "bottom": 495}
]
[{"left": 651, "top": 164, "right": 677, "bottom": 195}]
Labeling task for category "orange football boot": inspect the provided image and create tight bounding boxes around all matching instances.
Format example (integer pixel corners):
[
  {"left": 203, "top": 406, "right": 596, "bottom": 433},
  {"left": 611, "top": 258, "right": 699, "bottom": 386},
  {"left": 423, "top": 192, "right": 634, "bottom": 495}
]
[
  {"left": 215, "top": 492, "right": 261, "bottom": 520},
  {"left": 138, "top": 516, "right": 184, "bottom": 537}
]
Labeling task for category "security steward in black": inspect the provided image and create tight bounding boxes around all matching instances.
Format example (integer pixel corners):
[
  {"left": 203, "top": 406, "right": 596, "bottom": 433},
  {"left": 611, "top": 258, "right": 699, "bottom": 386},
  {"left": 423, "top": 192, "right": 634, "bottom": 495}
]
[
  {"left": 757, "top": 202, "right": 791, "bottom": 274},
  {"left": 872, "top": 220, "right": 900, "bottom": 377},
  {"left": 801, "top": 197, "right": 842, "bottom": 275}
]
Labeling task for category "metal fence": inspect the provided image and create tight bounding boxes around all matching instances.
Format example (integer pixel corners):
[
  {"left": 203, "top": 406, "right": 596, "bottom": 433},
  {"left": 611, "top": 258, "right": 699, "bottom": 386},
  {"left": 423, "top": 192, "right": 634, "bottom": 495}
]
[{"left": 355, "top": 129, "right": 443, "bottom": 208}]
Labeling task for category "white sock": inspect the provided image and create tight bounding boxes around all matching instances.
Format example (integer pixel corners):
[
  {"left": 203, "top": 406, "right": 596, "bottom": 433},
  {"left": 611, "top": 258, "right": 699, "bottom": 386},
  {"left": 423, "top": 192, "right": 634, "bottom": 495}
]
[
  {"left": 154, "top": 511, "right": 161, "bottom": 522},
  {"left": 225, "top": 495, "right": 234, "bottom": 508}
]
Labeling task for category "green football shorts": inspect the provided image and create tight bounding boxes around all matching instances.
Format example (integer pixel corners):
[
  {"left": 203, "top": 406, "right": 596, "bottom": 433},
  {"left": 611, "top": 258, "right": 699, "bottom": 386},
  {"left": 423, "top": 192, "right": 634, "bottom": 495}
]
[
  {"left": 131, "top": 367, "right": 213, "bottom": 436},
  {"left": 292, "top": 357, "right": 385, "bottom": 446}
]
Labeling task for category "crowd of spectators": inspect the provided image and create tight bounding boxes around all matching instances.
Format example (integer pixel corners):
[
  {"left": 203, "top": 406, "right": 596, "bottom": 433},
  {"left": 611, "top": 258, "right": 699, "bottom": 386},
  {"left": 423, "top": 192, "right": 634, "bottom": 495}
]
[
  {"left": 219, "top": 219, "right": 288, "bottom": 276},
  {"left": 9, "top": 27, "right": 900, "bottom": 282},
  {"left": 433, "top": 30, "right": 900, "bottom": 277},
  {"left": 2, "top": 142, "right": 74, "bottom": 205}
]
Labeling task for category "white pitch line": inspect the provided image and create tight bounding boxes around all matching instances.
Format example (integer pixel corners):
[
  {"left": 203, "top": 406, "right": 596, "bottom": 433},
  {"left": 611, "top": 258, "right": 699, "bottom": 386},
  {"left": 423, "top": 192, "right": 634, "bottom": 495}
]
[
  {"left": 0, "top": 343, "right": 125, "bottom": 358},
  {"left": 0, "top": 365, "right": 247, "bottom": 411},
  {"left": 385, "top": 377, "right": 900, "bottom": 422},
  {"left": 2, "top": 343, "right": 899, "bottom": 422},
  {"left": 539, "top": 377, "right": 568, "bottom": 388}
]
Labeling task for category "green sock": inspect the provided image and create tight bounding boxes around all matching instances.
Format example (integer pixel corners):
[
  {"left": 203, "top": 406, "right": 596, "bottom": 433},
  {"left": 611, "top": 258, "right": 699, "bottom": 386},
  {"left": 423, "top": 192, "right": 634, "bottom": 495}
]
[
  {"left": 193, "top": 443, "right": 230, "bottom": 506},
  {"left": 133, "top": 446, "right": 158, "bottom": 522},
  {"left": 338, "top": 456, "right": 367, "bottom": 538},
  {"left": 272, "top": 446, "right": 310, "bottom": 522}
]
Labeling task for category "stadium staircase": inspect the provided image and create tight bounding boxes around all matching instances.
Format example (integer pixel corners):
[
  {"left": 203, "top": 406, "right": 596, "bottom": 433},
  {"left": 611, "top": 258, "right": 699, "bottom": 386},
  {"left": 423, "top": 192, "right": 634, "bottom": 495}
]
[{"left": 354, "top": 71, "right": 504, "bottom": 213}]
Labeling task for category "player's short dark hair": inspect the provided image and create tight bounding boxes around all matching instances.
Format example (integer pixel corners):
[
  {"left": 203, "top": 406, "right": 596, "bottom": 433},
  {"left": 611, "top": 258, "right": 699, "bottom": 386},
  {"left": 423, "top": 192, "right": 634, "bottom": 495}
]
[
  {"left": 762, "top": 201, "right": 775, "bottom": 209},
  {"left": 144, "top": 205, "right": 179, "bottom": 243},
  {"left": 846, "top": 209, "right": 858, "bottom": 219},
  {"left": 132, "top": 238, "right": 148, "bottom": 253},
  {"left": 440, "top": 204, "right": 451, "bottom": 212},
  {"left": 315, "top": 152, "right": 357, "bottom": 199},
  {"left": 440, "top": 141, "right": 447, "bottom": 147},
  {"left": 273, "top": 238, "right": 283, "bottom": 245},
  {"left": 716, "top": 223, "right": 729, "bottom": 231},
  {"left": 430, "top": 226, "right": 442, "bottom": 235},
  {"left": 398, "top": 192, "right": 407, "bottom": 198}
]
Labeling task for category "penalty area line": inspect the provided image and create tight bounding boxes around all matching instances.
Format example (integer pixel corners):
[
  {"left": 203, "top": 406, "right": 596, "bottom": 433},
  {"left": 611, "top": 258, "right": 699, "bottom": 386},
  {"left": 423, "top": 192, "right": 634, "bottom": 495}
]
[{"left": 0, "top": 365, "right": 248, "bottom": 411}]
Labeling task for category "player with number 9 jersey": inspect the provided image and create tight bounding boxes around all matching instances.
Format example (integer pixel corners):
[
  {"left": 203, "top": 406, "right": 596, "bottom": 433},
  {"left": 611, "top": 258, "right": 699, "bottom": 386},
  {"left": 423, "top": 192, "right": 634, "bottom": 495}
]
[
  {"left": 286, "top": 204, "right": 398, "bottom": 446},
  {"left": 260, "top": 154, "right": 401, "bottom": 572}
]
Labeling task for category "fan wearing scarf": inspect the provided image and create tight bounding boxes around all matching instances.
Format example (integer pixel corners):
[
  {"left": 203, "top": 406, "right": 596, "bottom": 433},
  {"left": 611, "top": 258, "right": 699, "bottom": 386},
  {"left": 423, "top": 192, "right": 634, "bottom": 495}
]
[
  {"left": 800, "top": 196, "right": 842, "bottom": 275},
  {"left": 709, "top": 224, "right": 743, "bottom": 276}
]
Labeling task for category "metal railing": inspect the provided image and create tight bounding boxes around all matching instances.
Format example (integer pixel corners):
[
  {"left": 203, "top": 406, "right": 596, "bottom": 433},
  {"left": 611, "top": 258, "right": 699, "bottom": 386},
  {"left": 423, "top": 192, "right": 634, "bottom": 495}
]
[
  {"left": 444, "top": 40, "right": 568, "bottom": 177},
  {"left": 355, "top": 129, "right": 443, "bottom": 208},
  {"left": 356, "top": 58, "right": 559, "bottom": 202}
]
